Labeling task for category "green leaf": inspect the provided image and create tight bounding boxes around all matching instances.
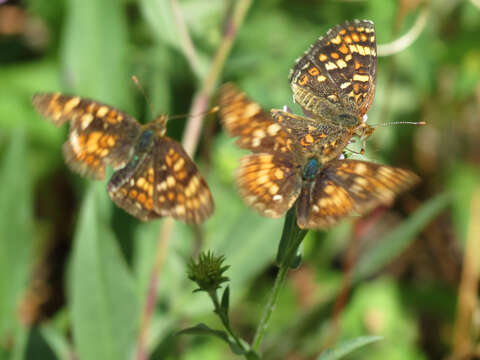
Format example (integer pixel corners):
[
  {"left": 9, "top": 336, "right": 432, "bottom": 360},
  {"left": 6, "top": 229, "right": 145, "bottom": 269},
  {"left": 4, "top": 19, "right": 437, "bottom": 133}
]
[
  {"left": 177, "top": 323, "right": 244, "bottom": 355},
  {"left": 70, "top": 183, "right": 139, "bottom": 360},
  {"left": 0, "top": 130, "right": 33, "bottom": 344},
  {"left": 220, "top": 286, "right": 230, "bottom": 316},
  {"left": 354, "top": 193, "right": 450, "bottom": 281},
  {"left": 62, "top": 0, "right": 131, "bottom": 110},
  {"left": 317, "top": 335, "right": 383, "bottom": 360}
]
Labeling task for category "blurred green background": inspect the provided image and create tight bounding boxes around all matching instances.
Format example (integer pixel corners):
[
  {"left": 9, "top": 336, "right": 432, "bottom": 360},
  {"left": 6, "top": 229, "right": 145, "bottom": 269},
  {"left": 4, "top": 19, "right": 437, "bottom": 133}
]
[{"left": 1, "top": 0, "right": 480, "bottom": 359}]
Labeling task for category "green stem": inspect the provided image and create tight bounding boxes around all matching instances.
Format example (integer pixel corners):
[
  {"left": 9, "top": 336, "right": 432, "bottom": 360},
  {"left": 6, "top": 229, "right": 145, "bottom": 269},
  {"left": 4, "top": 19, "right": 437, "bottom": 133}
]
[
  {"left": 252, "top": 206, "right": 308, "bottom": 352},
  {"left": 251, "top": 264, "right": 289, "bottom": 351},
  {"left": 209, "top": 290, "right": 246, "bottom": 352}
]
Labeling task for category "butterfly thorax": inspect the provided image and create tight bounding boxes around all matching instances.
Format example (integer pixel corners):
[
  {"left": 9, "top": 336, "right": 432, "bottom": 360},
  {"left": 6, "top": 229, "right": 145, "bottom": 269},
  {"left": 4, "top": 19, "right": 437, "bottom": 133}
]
[{"left": 302, "top": 157, "right": 320, "bottom": 181}]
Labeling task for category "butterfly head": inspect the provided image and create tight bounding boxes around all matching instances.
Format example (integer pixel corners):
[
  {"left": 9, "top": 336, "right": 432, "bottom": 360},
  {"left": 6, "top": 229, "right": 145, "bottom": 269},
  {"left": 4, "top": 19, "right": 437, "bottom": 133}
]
[
  {"left": 354, "top": 122, "right": 375, "bottom": 154},
  {"left": 149, "top": 115, "right": 169, "bottom": 136}
]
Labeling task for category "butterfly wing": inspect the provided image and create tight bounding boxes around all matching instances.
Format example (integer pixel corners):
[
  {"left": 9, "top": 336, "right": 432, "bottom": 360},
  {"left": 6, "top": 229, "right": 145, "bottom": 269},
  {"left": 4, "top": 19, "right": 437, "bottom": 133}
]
[
  {"left": 270, "top": 109, "right": 352, "bottom": 162},
  {"left": 296, "top": 159, "right": 420, "bottom": 229},
  {"left": 236, "top": 153, "right": 302, "bottom": 218},
  {"left": 218, "top": 83, "right": 300, "bottom": 155},
  {"left": 289, "top": 20, "right": 377, "bottom": 121},
  {"left": 32, "top": 93, "right": 140, "bottom": 179},
  {"left": 106, "top": 144, "right": 159, "bottom": 221},
  {"left": 153, "top": 137, "right": 214, "bottom": 224}
]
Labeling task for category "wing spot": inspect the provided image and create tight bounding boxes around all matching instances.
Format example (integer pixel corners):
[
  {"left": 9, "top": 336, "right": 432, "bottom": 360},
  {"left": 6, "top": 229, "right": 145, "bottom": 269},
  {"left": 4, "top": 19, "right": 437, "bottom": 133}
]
[
  {"left": 273, "top": 194, "right": 283, "bottom": 202},
  {"left": 137, "top": 177, "right": 146, "bottom": 188},
  {"left": 308, "top": 67, "right": 320, "bottom": 76},
  {"left": 173, "top": 158, "right": 185, "bottom": 172},
  {"left": 70, "top": 130, "right": 82, "bottom": 155},
  {"left": 129, "top": 189, "right": 138, "bottom": 199},
  {"left": 318, "top": 53, "right": 328, "bottom": 62},
  {"left": 64, "top": 97, "right": 81, "bottom": 113},
  {"left": 298, "top": 74, "right": 309, "bottom": 86},
  {"left": 353, "top": 74, "right": 370, "bottom": 82},
  {"left": 317, "top": 75, "right": 327, "bottom": 82},
  {"left": 157, "top": 181, "right": 167, "bottom": 191},
  {"left": 166, "top": 176, "right": 176, "bottom": 187},
  {"left": 274, "top": 169, "right": 284, "bottom": 180},
  {"left": 351, "top": 33, "right": 360, "bottom": 42},
  {"left": 96, "top": 106, "right": 109, "bottom": 117},
  {"left": 324, "top": 185, "right": 335, "bottom": 195},
  {"left": 330, "top": 35, "right": 342, "bottom": 44},
  {"left": 267, "top": 123, "right": 282, "bottom": 136},
  {"left": 269, "top": 184, "right": 279, "bottom": 195},
  {"left": 336, "top": 59, "right": 347, "bottom": 69},
  {"left": 81, "top": 113, "right": 94, "bottom": 130},
  {"left": 244, "top": 102, "right": 261, "bottom": 117},
  {"left": 338, "top": 43, "right": 349, "bottom": 54},
  {"left": 145, "top": 198, "right": 153, "bottom": 210},
  {"left": 355, "top": 163, "right": 368, "bottom": 174},
  {"left": 137, "top": 193, "right": 146, "bottom": 204},
  {"left": 257, "top": 175, "right": 270, "bottom": 184},
  {"left": 330, "top": 52, "right": 339, "bottom": 59},
  {"left": 340, "top": 81, "right": 351, "bottom": 89},
  {"left": 325, "top": 62, "right": 338, "bottom": 70}
]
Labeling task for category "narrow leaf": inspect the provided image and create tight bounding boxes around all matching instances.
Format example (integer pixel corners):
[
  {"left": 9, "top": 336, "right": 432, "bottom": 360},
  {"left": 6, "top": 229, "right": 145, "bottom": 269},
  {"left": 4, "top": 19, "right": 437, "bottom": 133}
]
[
  {"left": 62, "top": 0, "right": 131, "bottom": 109},
  {"left": 0, "top": 131, "right": 33, "bottom": 343},
  {"left": 221, "top": 286, "right": 230, "bottom": 316},
  {"left": 318, "top": 335, "right": 383, "bottom": 360},
  {"left": 70, "top": 183, "right": 139, "bottom": 360},
  {"left": 354, "top": 193, "right": 450, "bottom": 281}
]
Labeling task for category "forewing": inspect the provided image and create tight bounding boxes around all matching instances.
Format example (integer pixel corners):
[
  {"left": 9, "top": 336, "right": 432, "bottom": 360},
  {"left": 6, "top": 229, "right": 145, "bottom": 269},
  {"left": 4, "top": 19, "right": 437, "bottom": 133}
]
[
  {"left": 236, "top": 153, "right": 302, "bottom": 218},
  {"left": 289, "top": 20, "right": 377, "bottom": 120},
  {"left": 154, "top": 137, "right": 214, "bottom": 224},
  {"left": 107, "top": 148, "right": 159, "bottom": 221},
  {"left": 297, "top": 159, "right": 420, "bottom": 229},
  {"left": 32, "top": 93, "right": 140, "bottom": 179},
  {"left": 218, "top": 83, "right": 299, "bottom": 155}
]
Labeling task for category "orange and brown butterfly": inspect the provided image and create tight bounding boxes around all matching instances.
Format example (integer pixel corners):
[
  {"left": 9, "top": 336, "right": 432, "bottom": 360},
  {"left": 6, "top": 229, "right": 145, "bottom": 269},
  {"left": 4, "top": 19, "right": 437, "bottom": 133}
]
[
  {"left": 218, "top": 82, "right": 419, "bottom": 229},
  {"left": 32, "top": 93, "right": 214, "bottom": 224},
  {"left": 277, "top": 19, "right": 379, "bottom": 154}
]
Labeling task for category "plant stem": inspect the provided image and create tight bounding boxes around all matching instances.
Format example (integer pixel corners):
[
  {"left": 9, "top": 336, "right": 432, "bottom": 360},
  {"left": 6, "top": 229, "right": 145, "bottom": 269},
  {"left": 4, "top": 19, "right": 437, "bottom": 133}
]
[
  {"left": 251, "top": 263, "right": 289, "bottom": 351},
  {"left": 209, "top": 290, "right": 246, "bottom": 352},
  {"left": 252, "top": 206, "right": 308, "bottom": 352},
  {"left": 136, "top": 1, "right": 253, "bottom": 358}
]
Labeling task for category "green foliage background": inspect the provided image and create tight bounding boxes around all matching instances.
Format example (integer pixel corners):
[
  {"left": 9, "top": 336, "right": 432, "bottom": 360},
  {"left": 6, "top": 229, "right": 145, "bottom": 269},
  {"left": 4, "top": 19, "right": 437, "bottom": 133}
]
[{"left": 1, "top": 0, "right": 479, "bottom": 359}]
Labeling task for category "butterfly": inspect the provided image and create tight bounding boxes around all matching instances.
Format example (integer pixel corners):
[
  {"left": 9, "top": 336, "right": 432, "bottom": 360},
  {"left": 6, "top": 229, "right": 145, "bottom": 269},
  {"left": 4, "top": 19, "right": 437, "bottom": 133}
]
[
  {"left": 218, "top": 83, "right": 419, "bottom": 229},
  {"left": 271, "top": 19, "right": 379, "bottom": 155},
  {"left": 32, "top": 93, "right": 214, "bottom": 224}
]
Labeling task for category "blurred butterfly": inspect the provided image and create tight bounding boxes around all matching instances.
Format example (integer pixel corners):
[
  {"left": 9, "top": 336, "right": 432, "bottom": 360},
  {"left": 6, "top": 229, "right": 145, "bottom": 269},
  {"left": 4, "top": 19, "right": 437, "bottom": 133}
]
[
  {"left": 218, "top": 84, "right": 419, "bottom": 229},
  {"left": 32, "top": 93, "right": 214, "bottom": 224}
]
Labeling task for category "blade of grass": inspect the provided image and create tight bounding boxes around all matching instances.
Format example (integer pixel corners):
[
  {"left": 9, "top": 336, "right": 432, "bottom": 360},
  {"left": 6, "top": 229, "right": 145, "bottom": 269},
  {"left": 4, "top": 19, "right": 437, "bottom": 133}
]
[{"left": 354, "top": 193, "right": 450, "bottom": 281}]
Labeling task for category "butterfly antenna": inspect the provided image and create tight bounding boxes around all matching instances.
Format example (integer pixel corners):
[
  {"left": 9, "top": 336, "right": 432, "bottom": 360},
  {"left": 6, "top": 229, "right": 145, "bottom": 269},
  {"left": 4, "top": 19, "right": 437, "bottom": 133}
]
[
  {"left": 371, "top": 120, "right": 427, "bottom": 127},
  {"left": 131, "top": 75, "right": 156, "bottom": 118},
  {"left": 168, "top": 106, "right": 219, "bottom": 121}
]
